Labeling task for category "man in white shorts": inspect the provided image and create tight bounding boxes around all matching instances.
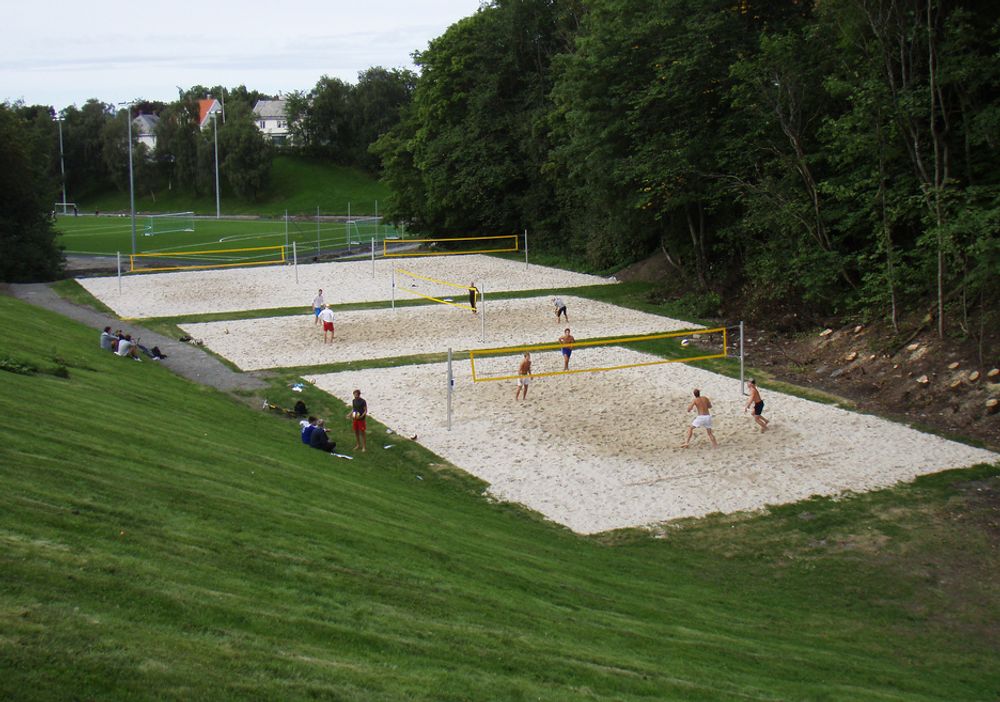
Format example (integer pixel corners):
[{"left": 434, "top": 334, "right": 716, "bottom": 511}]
[
  {"left": 682, "top": 388, "right": 718, "bottom": 448},
  {"left": 515, "top": 352, "right": 531, "bottom": 400}
]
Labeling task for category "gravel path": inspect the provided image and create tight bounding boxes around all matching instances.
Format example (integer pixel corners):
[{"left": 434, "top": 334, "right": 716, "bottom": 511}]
[{"left": 7, "top": 283, "right": 267, "bottom": 393}]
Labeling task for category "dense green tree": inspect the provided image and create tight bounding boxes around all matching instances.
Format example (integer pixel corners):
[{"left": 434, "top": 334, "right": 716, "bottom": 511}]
[
  {"left": 218, "top": 107, "right": 272, "bottom": 201},
  {"left": 351, "top": 67, "right": 417, "bottom": 170},
  {"left": 0, "top": 104, "right": 64, "bottom": 282}
]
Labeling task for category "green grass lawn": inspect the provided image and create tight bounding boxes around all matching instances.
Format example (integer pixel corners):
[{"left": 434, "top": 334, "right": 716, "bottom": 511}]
[
  {"left": 1, "top": 294, "right": 998, "bottom": 700},
  {"left": 70, "top": 155, "right": 392, "bottom": 218},
  {"left": 56, "top": 212, "right": 402, "bottom": 260}
]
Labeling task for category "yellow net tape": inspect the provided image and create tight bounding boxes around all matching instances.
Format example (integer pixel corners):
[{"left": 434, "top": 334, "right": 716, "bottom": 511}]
[
  {"left": 469, "top": 327, "right": 728, "bottom": 382},
  {"left": 383, "top": 234, "right": 518, "bottom": 258},
  {"left": 396, "top": 267, "right": 477, "bottom": 311},
  {"left": 129, "top": 245, "right": 286, "bottom": 273}
]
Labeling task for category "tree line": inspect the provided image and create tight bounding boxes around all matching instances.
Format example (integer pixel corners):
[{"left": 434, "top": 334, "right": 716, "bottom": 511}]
[{"left": 374, "top": 0, "right": 999, "bottom": 335}]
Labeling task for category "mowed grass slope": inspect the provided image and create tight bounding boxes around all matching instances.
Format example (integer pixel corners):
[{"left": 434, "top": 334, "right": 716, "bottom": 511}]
[
  {"left": 1, "top": 294, "right": 998, "bottom": 700},
  {"left": 72, "top": 155, "right": 391, "bottom": 217}
]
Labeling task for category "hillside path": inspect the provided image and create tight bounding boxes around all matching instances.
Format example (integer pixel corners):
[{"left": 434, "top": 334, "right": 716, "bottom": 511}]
[{"left": 8, "top": 283, "right": 267, "bottom": 393}]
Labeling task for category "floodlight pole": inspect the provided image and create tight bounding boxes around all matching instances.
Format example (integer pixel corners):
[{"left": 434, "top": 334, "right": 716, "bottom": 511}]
[
  {"left": 316, "top": 206, "right": 321, "bottom": 256},
  {"left": 119, "top": 100, "right": 137, "bottom": 255},
  {"left": 211, "top": 112, "right": 220, "bottom": 219},
  {"left": 54, "top": 115, "right": 67, "bottom": 214},
  {"left": 524, "top": 228, "right": 528, "bottom": 270},
  {"left": 371, "top": 237, "right": 375, "bottom": 278}
]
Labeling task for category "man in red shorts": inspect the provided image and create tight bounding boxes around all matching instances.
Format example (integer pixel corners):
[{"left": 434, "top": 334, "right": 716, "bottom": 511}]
[
  {"left": 349, "top": 389, "right": 368, "bottom": 451},
  {"left": 318, "top": 304, "right": 336, "bottom": 343}
]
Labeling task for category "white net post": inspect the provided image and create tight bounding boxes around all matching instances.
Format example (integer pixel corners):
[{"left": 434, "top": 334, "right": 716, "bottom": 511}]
[
  {"left": 524, "top": 229, "right": 528, "bottom": 270},
  {"left": 371, "top": 237, "right": 375, "bottom": 278},
  {"left": 117, "top": 252, "right": 122, "bottom": 293},
  {"left": 739, "top": 321, "right": 746, "bottom": 396},
  {"left": 447, "top": 348, "right": 454, "bottom": 431},
  {"left": 480, "top": 282, "right": 486, "bottom": 342},
  {"left": 391, "top": 268, "right": 396, "bottom": 310},
  {"left": 293, "top": 241, "right": 298, "bottom": 284},
  {"left": 284, "top": 210, "right": 289, "bottom": 249},
  {"left": 347, "top": 202, "right": 351, "bottom": 254}
]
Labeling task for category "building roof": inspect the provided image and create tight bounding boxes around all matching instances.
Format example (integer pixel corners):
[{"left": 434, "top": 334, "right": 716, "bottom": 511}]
[
  {"left": 133, "top": 114, "right": 159, "bottom": 136},
  {"left": 198, "top": 99, "right": 222, "bottom": 128},
  {"left": 252, "top": 99, "right": 287, "bottom": 119}
]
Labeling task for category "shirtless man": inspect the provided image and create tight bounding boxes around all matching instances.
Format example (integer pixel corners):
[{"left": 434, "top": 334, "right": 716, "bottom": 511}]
[
  {"left": 559, "top": 328, "right": 575, "bottom": 370},
  {"left": 744, "top": 378, "right": 769, "bottom": 432},
  {"left": 318, "top": 304, "right": 336, "bottom": 343},
  {"left": 515, "top": 352, "right": 531, "bottom": 400},
  {"left": 682, "top": 388, "right": 718, "bottom": 448}
]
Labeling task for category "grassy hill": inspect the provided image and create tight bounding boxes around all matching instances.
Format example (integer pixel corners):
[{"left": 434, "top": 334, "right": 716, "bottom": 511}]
[
  {"left": 1, "top": 293, "right": 998, "bottom": 700},
  {"left": 75, "top": 155, "right": 391, "bottom": 217}
]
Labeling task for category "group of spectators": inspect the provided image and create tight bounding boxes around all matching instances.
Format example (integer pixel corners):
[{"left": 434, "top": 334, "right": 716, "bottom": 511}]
[
  {"left": 300, "top": 389, "right": 368, "bottom": 455},
  {"left": 99, "top": 326, "right": 165, "bottom": 361}
]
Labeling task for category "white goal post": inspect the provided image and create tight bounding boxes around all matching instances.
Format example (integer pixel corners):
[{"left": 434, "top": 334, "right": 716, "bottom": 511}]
[{"left": 143, "top": 211, "right": 195, "bottom": 236}]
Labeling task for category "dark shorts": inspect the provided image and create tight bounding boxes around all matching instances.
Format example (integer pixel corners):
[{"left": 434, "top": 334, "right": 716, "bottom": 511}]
[
  {"left": 557, "top": 306, "right": 567, "bottom": 316},
  {"left": 562, "top": 347, "right": 572, "bottom": 358},
  {"left": 753, "top": 401, "right": 764, "bottom": 416}
]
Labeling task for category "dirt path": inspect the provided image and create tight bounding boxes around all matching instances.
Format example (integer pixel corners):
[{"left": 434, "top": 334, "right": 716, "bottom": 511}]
[{"left": 7, "top": 283, "right": 267, "bottom": 393}]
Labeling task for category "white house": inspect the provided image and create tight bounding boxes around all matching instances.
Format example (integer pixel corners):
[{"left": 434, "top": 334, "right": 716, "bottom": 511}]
[
  {"left": 252, "top": 99, "right": 289, "bottom": 145},
  {"left": 133, "top": 114, "right": 159, "bottom": 152}
]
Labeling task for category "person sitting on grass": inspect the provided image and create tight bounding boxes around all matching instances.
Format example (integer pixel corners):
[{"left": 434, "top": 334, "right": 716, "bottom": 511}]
[
  {"left": 300, "top": 416, "right": 318, "bottom": 445},
  {"left": 116, "top": 334, "right": 141, "bottom": 361},
  {"left": 100, "top": 326, "right": 115, "bottom": 352},
  {"left": 309, "top": 419, "right": 337, "bottom": 453}
]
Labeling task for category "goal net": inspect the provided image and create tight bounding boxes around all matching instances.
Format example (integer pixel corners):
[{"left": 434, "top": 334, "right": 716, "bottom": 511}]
[
  {"left": 468, "top": 327, "right": 730, "bottom": 382},
  {"left": 144, "top": 212, "right": 195, "bottom": 236},
  {"left": 383, "top": 234, "right": 519, "bottom": 258}
]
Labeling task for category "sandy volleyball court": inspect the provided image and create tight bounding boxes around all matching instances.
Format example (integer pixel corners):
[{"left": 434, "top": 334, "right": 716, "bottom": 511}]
[
  {"left": 179, "top": 296, "right": 703, "bottom": 371},
  {"left": 76, "top": 258, "right": 997, "bottom": 533},
  {"left": 311, "top": 354, "right": 996, "bottom": 534},
  {"left": 77, "top": 255, "right": 615, "bottom": 318}
]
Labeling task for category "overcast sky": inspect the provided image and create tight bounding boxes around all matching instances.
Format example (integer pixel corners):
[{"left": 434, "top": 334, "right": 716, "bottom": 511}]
[{"left": 2, "top": 0, "right": 484, "bottom": 110}]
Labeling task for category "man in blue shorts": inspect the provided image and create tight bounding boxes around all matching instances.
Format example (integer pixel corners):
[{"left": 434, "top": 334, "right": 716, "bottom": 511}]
[
  {"left": 312, "top": 289, "right": 325, "bottom": 324},
  {"left": 559, "top": 328, "right": 575, "bottom": 370}
]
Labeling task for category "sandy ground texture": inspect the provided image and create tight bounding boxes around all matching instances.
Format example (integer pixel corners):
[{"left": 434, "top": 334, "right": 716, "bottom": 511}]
[
  {"left": 310, "top": 352, "right": 996, "bottom": 534},
  {"left": 76, "top": 255, "right": 615, "bottom": 319},
  {"left": 180, "top": 296, "right": 706, "bottom": 371}
]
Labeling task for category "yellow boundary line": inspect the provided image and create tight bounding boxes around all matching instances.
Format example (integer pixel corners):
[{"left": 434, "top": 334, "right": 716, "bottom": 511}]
[{"left": 469, "top": 327, "right": 728, "bottom": 382}]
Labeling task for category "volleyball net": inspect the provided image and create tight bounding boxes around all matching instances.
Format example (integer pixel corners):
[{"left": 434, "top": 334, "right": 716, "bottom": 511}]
[
  {"left": 394, "top": 267, "right": 478, "bottom": 311},
  {"left": 383, "top": 234, "right": 519, "bottom": 258},
  {"left": 128, "top": 245, "right": 286, "bottom": 273},
  {"left": 468, "top": 327, "right": 729, "bottom": 382}
]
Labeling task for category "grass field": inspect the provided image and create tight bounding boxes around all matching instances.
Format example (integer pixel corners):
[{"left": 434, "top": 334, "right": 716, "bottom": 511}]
[
  {"left": 72, "top": 155, "right": 393, "bottom": 217},
  {"left": 1, "top": 293, "right": 999, "bottom": 699},
  {"left": 56, "top": 214, "right": 402, "bottom": 261}
]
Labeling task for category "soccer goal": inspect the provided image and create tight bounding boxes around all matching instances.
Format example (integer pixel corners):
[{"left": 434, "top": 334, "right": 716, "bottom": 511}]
[
  {"left": 52, "top": 202, "right": 79, "bottom": 216},
  {"left": 143, "top": 212, "right": 195, "bottom": 236}
]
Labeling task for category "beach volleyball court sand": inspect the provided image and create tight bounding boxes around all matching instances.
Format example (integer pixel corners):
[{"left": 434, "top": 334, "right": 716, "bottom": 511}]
[
  {"left": 180, "top": 296, "right": 704, "bottom": 371},
  {"left": 312, "top": 353, "right": 995, "bottom": 534},
  {"left": 76, "top": 255, "right": 615, "bottom": 319}
]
